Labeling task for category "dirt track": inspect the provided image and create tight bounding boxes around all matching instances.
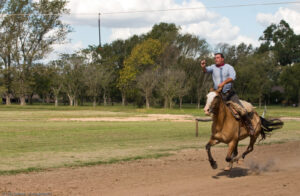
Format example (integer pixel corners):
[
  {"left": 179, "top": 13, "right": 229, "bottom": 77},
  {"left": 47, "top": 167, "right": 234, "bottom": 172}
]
[{"left": 0, "top": 141, "right": 300, "bottom": 196}]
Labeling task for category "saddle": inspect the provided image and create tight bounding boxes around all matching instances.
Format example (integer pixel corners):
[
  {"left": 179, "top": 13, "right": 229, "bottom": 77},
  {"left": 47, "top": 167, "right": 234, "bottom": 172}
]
[
  {"left": 226, "top": 100, "right": 255, "bottom": 120},
  {"left": 226, "top": 100, "right": 258, "bottom": 134}
]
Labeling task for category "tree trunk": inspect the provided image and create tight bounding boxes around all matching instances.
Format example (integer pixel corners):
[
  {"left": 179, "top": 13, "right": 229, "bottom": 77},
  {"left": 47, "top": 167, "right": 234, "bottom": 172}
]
[
  {"left": 197, "top": 96, "right": 201, "bottom": 109},
  {"left": 122, "top": 92, "right": 126, "bottom": 106},
  {"left": 146, "top": 97, "right": 150, "bottom": 109},
  {"left": 93, "top": 96, "right": 97, "bottom": 107},
  {"left": 5, "top": 95, "right": 11, "bottom": 105},
  {"left": 179, "top": 97, "right": 183, "bottom": 109},
  {"left": 108, "top": 96, "right": 112, "bottom": 105},
  {"left": 46, "top": 95, "right": 50, "bottom": 104},
  {"left": 169, "top": 97, "right": 173, "bottom": 109},
  {"left": 74, "top": 98, "right": 78, "bottom": 106},
  {"left": 54, "top": 96, "right": 58, "bottom": 107},
  {"left": 67, "top": 94, "right": 73, "bottom": 106},
  {"left": 298, "top": 89, "right": 300, "bottom": 107},
  {"left": 80, "top": 96, "right": 84, "bottom": 106},
  {"left": 259, "top": 96, "right": 262, "bottom": 109},
  {"left": 164, "top": 96, "right": 168, "bottom": 108},
  {"left": 20, "top": 96, "right": 26, "bottom": 106},
  {"left": 103, "top": 92, "right": 107, "bottom": 106},
  {"left": 29, "top": 93, "right": 33, "bottom": 105},
  {"left": 145, "top": 91, "right": 150, "bottom": 109}
]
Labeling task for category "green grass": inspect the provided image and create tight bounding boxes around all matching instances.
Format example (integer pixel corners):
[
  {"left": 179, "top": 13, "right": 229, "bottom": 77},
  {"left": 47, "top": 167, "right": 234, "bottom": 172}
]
[
  {"left": 1, "top": 103, "right": 300, "bottom": 117},
  {"left": 0, "top": 104, "right": 299, "bottom": 175},
  {"left": 0, "top": 119, "right": 208, "bottom": 173}
]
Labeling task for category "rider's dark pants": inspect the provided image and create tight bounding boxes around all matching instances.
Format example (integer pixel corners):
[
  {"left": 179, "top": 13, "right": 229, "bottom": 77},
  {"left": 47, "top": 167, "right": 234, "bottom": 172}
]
[{"left": 221, "top": 89, "right": 243, "bottom": 106}]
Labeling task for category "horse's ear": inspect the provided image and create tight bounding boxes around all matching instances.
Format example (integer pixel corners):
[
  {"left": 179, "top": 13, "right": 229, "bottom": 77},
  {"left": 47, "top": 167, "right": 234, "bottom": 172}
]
[{"left": 209, "top": 88, "right": 214, "bottom": 92}]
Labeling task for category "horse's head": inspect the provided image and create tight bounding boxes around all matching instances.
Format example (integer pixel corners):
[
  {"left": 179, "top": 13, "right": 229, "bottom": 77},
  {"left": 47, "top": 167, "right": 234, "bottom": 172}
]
[{"left": 204, "top": 91, "right": 221, "bottom": 116}]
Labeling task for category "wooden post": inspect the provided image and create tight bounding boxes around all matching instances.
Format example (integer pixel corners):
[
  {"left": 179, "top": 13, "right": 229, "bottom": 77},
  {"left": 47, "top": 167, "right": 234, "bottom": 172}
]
[
  {"left": 195, "top": 119, "right": 199, "bottom": 137},
  {"left": 195, "top": 117, "right": 212, "bottom": 137}
]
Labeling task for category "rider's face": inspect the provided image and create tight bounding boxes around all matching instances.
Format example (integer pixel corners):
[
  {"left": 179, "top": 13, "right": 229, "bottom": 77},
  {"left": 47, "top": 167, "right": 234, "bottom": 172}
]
[{"left": 214, "top": 54, "right": 224, "bottom": 65}]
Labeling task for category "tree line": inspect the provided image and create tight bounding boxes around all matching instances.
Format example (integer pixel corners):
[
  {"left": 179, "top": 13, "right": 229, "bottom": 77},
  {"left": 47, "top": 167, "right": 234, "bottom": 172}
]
[{"left": 0, "top": 0, "right": 300, "bottom": 108}]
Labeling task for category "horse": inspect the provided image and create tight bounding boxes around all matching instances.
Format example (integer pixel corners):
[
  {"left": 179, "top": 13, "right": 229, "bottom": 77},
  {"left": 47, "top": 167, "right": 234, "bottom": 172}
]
[{"left": 204, "top": 90, "right": 283, "bottom": 171}]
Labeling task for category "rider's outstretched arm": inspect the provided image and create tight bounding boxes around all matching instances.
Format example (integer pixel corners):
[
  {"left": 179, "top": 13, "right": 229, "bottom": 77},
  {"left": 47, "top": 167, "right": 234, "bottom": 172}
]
[{"left": 218, "top": 77, "right": 234, "bottom": 89}]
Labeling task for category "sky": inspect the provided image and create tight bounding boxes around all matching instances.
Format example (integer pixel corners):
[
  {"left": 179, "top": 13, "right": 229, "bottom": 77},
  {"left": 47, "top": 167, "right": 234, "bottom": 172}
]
[{"left": 47, "top": 0, "right": 300, "bottom": 60}]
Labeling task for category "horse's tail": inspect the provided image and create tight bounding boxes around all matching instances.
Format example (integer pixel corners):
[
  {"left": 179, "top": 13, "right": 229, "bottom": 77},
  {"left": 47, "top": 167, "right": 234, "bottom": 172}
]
[{"left": 259, "top": 116, "right": 284, "bottom": 140}]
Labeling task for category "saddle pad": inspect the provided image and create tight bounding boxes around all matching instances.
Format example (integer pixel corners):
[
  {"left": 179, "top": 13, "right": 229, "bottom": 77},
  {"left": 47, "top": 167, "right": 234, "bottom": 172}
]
[{"left": 226, "top": 100, "right": 254, "bottom": 116}]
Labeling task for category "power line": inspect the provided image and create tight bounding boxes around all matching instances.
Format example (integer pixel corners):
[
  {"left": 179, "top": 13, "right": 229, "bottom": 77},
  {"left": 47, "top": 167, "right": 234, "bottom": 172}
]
[
  {"left": 1, "top": 1, "right": 300, "bottom": 16},
  {"left": 102, "top": 1, "right": 300, "bottom": 15}
]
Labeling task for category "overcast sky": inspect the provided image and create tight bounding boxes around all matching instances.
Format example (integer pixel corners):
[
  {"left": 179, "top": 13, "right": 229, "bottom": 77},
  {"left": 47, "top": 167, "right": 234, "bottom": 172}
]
[{"left": 47, "top": 0, "right": 300, "bottom": 60}]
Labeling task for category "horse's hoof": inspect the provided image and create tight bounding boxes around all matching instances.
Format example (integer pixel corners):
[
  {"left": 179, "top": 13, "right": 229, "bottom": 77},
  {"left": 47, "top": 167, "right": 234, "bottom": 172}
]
[
  {"left": 224, "top": 162, "right": 233, "bottom": 171},
  {"left": 225, "top": 157, "right": 232, "bottom": 162},
  {"left": 211, "top": 161, "right": 218, "bottom": 169}
]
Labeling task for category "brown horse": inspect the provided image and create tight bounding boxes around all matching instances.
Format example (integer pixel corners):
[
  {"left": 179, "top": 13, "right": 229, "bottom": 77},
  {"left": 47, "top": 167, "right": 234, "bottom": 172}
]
[{"left": 204, "top": 90, "right": 283, "bottom": 170}]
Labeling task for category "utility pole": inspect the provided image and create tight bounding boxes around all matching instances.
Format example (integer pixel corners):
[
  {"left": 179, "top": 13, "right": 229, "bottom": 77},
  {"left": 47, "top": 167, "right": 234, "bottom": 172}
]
[{"left": 98, "top": 12, "right": 101, "bottom": 47}]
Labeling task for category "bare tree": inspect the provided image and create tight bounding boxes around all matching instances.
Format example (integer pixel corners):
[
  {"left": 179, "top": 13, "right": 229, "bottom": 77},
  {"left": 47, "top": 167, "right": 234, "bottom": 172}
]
[
  {"left": 100, "top": 66, "right": 114, "bottom": 106},
  {"left": 175, "top": 70, "right": 190, "bottom": 109},
  {"left": 84, "top": 63, "right": 103, "bottom": 107},
  {"left": 137, "top": 69, "right": 158, "bottom": 108},
  {"left": 159, "top": 69, "right": 184, "bottom": 108},
  {"left": 61, "top": 54, "right": 85, "bottom": 106},
  {"left": 196, "top": 72, "right": 212, "bottom": 109},
  {"left": 48, "top": 61, "right": 64, "bottom": 107}
]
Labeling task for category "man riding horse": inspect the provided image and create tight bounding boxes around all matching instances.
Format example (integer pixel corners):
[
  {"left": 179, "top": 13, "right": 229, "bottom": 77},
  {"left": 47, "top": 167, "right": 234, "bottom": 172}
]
[{"left": 201, "top": 53, "right": 254, "bottom": 135}]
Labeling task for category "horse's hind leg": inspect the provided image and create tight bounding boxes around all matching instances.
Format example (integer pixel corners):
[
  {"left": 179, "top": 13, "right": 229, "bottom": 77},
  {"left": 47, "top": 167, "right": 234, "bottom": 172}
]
[
  {"left": 206, "top": 138, "right": 219, "bottom": 169},
  {"left": 242, "top": 136, "right": 257, "bottom": 159}
]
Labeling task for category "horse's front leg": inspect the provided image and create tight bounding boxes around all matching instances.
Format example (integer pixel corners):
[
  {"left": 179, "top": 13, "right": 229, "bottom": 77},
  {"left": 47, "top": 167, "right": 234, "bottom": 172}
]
[
  {"left": 225, "top": 140, "right": 238, "bottom": 162},
  {"left": 206, "top": 138, "right": 219, "bottom": 169},
  {"left": 232, "top": 143, "right": 243, "bottom": 164},
  {"left": 224, "top": 140, "right": 238, "bottom": 171}
]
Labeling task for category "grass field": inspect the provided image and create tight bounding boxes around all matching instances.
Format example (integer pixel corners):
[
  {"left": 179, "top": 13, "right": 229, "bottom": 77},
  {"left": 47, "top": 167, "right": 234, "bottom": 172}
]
[{"left": 0, "top": 104, "right": 299, "bottom": 175}]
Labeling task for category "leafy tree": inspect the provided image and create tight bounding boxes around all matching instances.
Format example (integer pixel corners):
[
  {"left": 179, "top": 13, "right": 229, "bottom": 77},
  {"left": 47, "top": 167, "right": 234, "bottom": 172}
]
[
  {"left": 0, "top": 0, "right": 70, "bottom": 105},
  {"left": 177, "top": 33, "right": 210, "bottom": 59},
  {"left": 31, "top": 64, "right": 52, "bottom": 104},
  {"left": 280, "top": 63, "right": 300, "bottom": 106},
  {"left": 146, "top": 22, "right": 179, "bottom": 44},
  {"left": 0, "top": 66, "right": 6, "bottom": 103},
  {"left": 83, "top": 63, "right": 103, "bottom": 107},
  {"left": 214, "top": 43, "right": 254, "bottom": 66},
  {"left": 258, "top": 20, "right": 300, "bottom": 66},
  {"left": 215, "top": 43, "right": 236, "bottom": 65},
  {"left": 117, "top": 38, "right": 162, "bottom": 106},
  {"left": 235, "top": 53, "right": 277, "bottom": 107}
]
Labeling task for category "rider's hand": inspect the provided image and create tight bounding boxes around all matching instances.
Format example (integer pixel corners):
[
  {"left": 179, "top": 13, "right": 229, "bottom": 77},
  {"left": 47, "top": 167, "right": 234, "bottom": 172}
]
[
  {"left": 218, "top": 82, "right": 225, "bottom": 89},
  {"left": 201, "top": 60, "right": 206, "bottom": 68}
]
